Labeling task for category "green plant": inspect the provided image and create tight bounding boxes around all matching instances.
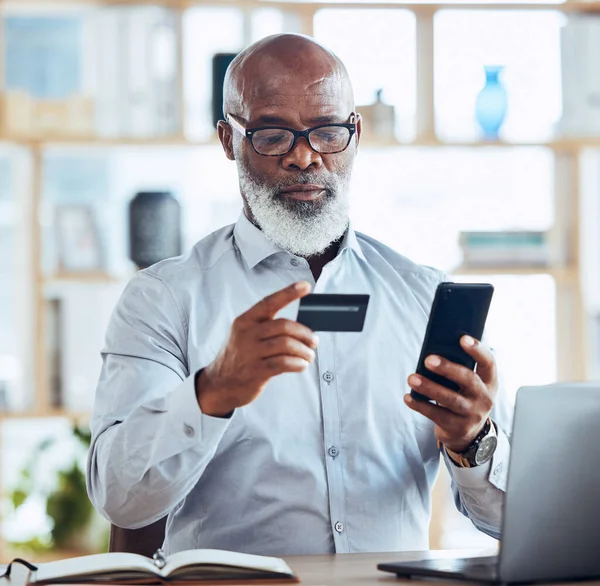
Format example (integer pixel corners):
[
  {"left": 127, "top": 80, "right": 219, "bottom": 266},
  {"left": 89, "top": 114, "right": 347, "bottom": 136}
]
[{"left": 8, "top": 424, "right": 107, "bottom": 553}]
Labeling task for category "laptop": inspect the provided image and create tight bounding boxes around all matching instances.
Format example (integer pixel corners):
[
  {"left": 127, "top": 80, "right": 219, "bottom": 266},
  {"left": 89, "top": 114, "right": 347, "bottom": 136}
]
[{"left": 378, "top": 382, "right": 600, "bottom": 584}]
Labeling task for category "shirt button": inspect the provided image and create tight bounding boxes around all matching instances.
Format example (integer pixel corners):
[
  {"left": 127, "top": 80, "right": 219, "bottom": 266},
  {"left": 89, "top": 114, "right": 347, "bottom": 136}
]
[
  {"left": 328, "top": 446, "right": 339, "bottom": 458},
  {"left": 323, "top": 371, "right": 334, "bottom": 383},
  {"left": 334, "top": 521, "right": 344, "bottom": 533},
  {"left": 290, "top": 258, "right": 300, "bottom": 267},
  {"left": 183, "top": 424, "right": 195, "bottom": 438},
  {"left": 493, "top": 464, "right": 502, "bottom": 477}
]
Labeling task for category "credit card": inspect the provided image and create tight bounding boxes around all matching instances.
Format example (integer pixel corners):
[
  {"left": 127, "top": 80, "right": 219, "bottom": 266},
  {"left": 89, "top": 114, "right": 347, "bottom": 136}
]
[{"left": 297, "top": 294, "right": 370, "bottom": 332}]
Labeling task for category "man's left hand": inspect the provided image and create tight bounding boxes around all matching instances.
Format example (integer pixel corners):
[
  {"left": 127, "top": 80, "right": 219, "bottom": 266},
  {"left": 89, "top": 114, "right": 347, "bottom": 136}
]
[{"left": 404, "top": 335, "right": 498, "bottom": 453}]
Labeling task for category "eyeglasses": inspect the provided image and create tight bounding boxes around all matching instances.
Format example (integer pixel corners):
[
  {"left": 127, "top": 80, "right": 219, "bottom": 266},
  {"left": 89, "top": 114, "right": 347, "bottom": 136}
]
[{"left": 226, "top": 114, "right": 358, "bottom": 156}]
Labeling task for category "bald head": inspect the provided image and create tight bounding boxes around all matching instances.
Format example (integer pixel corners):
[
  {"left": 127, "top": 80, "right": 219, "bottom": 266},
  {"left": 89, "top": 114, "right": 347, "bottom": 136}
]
[
  {"left": 223, "top": 34, "right": 354, "bottom": 121},
  {"left": 217, "top": 35, "right": 360, "bottom": 259}
]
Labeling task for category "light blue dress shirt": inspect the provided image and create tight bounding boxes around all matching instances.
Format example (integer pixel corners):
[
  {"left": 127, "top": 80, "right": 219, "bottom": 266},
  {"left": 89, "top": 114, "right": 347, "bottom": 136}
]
[{"left": 87, "top": 213, "right": 511, "bottom": 556}]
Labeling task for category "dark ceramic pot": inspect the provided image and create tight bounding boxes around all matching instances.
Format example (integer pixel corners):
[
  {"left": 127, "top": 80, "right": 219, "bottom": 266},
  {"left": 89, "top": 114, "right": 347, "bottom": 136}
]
[{"left": 129, "top": 191, "right": 182, "bottom": 270}]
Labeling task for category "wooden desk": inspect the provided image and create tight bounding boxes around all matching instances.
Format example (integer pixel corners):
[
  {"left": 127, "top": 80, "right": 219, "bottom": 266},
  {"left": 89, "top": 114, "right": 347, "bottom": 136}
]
[
  {"left": 285, "top": 550, "right": 491, "bottom": 586},
  {"left": 3, "top": 550, "right": 598, "bottom": 586}
]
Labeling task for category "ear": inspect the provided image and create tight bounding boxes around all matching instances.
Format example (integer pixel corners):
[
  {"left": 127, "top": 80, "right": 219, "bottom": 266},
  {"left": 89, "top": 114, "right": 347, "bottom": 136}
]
[
  {"left": 354, "top": 112, "right": 362, "bottom": 152},
  {"left": 217, "top": 120, "right": 235, "bottom": 161}
]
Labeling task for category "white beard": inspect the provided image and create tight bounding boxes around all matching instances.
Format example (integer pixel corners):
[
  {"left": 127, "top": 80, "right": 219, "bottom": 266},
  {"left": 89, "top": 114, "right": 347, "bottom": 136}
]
[{"left": 238, "top": 164, "right": 352, "bottom": 258}]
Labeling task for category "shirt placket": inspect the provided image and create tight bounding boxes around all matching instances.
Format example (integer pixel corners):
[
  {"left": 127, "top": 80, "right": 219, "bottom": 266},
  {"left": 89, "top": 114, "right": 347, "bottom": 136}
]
[
  {"left": 316, "top": 332, "right": 348, "bottom": 552},
  {"left": 310, "top": 261, "right": 349, "bottom": 553},
  {"left": 285, "top": 256, "right": 349, "bottom": 551}
]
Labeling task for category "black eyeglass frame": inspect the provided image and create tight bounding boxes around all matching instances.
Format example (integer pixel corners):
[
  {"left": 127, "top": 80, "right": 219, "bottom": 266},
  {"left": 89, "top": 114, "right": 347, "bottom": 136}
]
[{"left": 226, "top": 113, "right": 359, "bottom": 156}]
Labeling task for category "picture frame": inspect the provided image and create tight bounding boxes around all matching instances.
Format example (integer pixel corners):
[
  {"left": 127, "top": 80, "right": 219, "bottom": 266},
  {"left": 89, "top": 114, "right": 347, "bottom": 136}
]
[{"left": 54, "top": 204, "right": 104, "bottom": 273}]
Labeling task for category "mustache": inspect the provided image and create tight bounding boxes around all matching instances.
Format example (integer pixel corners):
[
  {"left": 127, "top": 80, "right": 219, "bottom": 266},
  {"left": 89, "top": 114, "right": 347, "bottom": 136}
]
[
  {"left": 276, "top": 173, "right": 332, "bottom": 187},
  {"left": 273, "top": 175, "right": 336, "bottom": 196}
]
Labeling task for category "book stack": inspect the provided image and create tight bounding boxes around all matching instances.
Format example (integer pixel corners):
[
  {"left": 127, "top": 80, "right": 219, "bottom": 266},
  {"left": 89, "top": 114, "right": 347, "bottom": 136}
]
[
  {"left": 560, "top": 15, "right": 600, "bottom": 137},
  {"left": 458, "top": 230, "right": 550, "bottom": 267}
]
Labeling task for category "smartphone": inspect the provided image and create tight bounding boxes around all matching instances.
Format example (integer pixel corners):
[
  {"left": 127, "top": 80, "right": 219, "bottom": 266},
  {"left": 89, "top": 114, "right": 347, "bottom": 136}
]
[{"left": 411, "top": 282, "right": 494, "bottom": 402}]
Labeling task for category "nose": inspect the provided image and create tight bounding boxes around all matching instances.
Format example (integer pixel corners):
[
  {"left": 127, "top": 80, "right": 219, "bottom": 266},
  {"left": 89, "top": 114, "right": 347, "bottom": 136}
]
[{"left": 281, "top": 137, "right": 323, "bottom": 171}]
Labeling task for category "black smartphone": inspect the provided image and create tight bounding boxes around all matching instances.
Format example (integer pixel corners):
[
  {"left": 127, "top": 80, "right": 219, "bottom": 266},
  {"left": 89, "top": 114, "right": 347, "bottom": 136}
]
[{"left": 411, "top": 282, "right": 494, "bottom": 402}]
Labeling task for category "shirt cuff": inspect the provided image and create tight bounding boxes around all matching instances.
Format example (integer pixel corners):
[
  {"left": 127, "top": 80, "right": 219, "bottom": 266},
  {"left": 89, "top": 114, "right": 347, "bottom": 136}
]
[
  {"left": 166, "top": 373, "right": 233, "bottom": 449},
  {"left": 445, "top": 426, "right": 510, "bottom": 491}
]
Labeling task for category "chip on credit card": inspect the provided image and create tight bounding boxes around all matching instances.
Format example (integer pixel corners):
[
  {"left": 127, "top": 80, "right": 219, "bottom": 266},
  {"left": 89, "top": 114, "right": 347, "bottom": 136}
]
[{"left": 296, "top": 294, "right": 370, "bottom": 332}]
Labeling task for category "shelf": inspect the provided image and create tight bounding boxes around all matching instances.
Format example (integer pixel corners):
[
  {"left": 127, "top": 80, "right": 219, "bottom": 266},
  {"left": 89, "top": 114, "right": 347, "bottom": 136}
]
[
  {"left": 43, "top": 271, "right": 120, "bottom": 284},
  {"left": 196, "top": 1, "right": 600, "bottom": 12},
  {"left": 402, "top": 138, "right": 600, "bottom": 150},
  {"left": 415, "top": 138, "right": 600, "bottom": 150},
  {"left": 0, "top": 134, "right": 200, "bottom": 147},
  {"left": 451, "top": 264, "right": 574, "bottom": 279},
  {"left": 4, "top": 0, "right": 600, "bottom": 15},
  {"left": 0, "top": 409, "right": 91, "bottom": 420},
  {"left": 4, "top": 134, "right": 600, "bottom": 151},
  {"left": 364, "top": 138, "right": 562, "bottom": 148}
]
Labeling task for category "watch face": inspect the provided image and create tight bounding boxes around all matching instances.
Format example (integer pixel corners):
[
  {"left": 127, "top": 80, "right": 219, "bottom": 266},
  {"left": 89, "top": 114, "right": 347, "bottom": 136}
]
[{"left": 475, "top": 435, "right": 498, "bottom": 466}]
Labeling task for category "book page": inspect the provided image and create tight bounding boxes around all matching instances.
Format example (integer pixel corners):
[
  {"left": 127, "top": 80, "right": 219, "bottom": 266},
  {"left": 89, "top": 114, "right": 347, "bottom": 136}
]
[
  {"left": 34, "top": 552, "right": 158, "bottom": 583},
  {"left": 162, "top": 549, "right": 295, "bottom": 579}
]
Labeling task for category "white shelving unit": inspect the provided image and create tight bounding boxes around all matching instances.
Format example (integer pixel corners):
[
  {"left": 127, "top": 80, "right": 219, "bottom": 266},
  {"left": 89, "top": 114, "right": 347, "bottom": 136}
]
[{"left": 0, "top": 0, "right": 597, "bottom": 557}]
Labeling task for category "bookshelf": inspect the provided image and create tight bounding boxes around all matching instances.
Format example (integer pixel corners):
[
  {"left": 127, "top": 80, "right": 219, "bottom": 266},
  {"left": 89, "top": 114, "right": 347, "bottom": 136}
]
[{"left": 0, "top": 0, "right": 596, "bottom": 557}]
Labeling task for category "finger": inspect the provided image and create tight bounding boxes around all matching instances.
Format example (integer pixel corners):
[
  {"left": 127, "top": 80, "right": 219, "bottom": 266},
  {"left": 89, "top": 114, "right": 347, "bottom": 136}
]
[
  {"left": 258, "top": 318, "right": 319, "bottom": 349},
  {"left": 460, "top": 336, "right": 497, "bottom": 386},
  {"left": 421, "top": 354, "right": 486, "bottom": 400},
  {"left": 404, "top": 393, "right": 462, "bottom": 429},
  {"left": 244, "top": 281, "right": 312, "bottom": 322},
  {"left": 407, "top": 374, "right": 471, "bottom": 416},
  {"left": 259, "top": 336, "right": 316, "bottom": 363},
  {"left": 263, "top": 355, "right": 309, "bottom": 375}
]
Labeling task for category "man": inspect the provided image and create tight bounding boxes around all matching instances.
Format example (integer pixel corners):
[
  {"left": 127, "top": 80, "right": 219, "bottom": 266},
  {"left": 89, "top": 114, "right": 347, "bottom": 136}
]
[{"left": 87, "top": 34, "right": 511, "bottom": 556}]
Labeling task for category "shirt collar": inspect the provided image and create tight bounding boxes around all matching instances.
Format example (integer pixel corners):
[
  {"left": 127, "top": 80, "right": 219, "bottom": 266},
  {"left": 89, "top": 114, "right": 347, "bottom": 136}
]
[
  {"left": 233, "top": 212, "right": 283, "bottom": 269},
  {"left": 233, "top": 211, "right": 366, "bottom": 269},
  {"left": 339, "top": 221, "right": 367, "bottom": 262}
]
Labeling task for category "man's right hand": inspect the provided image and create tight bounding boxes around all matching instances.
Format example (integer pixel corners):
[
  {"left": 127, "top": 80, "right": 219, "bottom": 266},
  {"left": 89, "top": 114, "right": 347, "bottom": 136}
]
[{"left": 196, "top": 281, "right": 319, "bottom": 417}]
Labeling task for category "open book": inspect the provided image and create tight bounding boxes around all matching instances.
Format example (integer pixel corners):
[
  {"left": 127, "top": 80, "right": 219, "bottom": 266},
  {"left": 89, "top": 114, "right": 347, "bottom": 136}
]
[{"left": 26, "top": 549, "right": 298, "bottom": 584}]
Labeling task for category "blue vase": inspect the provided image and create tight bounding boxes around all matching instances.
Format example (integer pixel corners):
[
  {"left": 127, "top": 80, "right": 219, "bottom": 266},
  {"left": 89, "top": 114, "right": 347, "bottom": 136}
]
[{"left": 475, "top": 65, "right": 508, "bottom": 141}]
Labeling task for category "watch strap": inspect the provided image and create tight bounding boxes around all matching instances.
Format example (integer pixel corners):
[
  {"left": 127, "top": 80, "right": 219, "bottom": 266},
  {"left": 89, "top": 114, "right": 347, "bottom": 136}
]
[{"left": 444, "top": 417, "right": 497, "bottom": 468}]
